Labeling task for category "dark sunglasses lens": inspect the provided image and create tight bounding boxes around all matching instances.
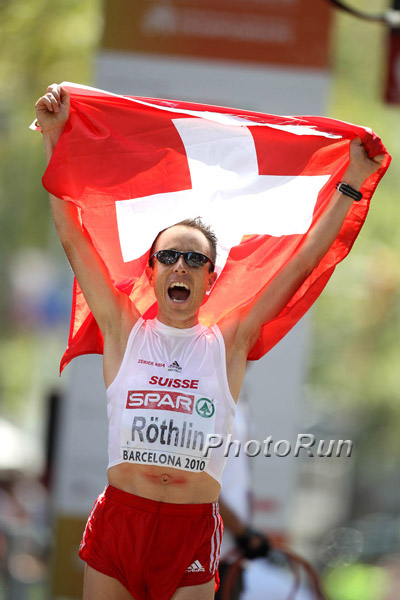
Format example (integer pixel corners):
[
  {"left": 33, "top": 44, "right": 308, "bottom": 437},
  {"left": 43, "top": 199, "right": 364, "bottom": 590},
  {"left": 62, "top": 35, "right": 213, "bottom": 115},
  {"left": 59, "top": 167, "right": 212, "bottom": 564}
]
[
  {"left": 185, "top": 252, "right": 208, "bottom": 267},
  {"left": 157, "top": 250, "right": 179, "bottom": 264},
  {"left": 155, "top": 250, "right": 210, "bottom": 268}
]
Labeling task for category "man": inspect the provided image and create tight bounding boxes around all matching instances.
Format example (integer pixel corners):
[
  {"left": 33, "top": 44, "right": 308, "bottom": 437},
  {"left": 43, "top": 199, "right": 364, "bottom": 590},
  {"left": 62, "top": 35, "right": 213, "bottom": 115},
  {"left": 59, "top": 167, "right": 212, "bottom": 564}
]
[
  {"left": 217, "top": 395, "right": 270, "bottom": 600},
  {"left": 36, "top": 84, "right": 384, "bottom": 600}
]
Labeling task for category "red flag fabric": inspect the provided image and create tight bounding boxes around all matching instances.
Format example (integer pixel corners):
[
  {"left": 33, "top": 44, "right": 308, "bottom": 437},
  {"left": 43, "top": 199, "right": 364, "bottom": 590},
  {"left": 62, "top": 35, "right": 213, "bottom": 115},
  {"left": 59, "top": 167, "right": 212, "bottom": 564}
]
[{"left": 40, "top": 83, "right": 391, "bottom": 373}]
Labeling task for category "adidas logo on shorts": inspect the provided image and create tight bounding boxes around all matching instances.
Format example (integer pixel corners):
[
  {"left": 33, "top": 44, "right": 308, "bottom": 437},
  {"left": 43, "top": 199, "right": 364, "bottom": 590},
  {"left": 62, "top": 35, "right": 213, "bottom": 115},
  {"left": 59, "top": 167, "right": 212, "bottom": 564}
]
[{"left": 186, "top": 560, "right": 205, "bottom": 573}]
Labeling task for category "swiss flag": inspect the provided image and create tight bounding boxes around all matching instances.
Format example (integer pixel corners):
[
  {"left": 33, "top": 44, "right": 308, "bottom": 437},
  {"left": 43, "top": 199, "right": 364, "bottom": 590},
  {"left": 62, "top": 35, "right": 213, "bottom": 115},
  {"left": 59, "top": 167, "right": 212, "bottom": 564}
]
[{"left": 40, "top": 83, "right": 391, "bottom": 372}]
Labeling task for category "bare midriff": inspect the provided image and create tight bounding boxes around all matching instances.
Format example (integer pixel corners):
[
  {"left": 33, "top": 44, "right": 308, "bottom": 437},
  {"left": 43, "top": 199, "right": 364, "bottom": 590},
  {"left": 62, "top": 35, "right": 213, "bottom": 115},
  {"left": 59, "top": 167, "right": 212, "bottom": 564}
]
[{"left": 107, "top": 462, "right": 221, "bottom": 504}]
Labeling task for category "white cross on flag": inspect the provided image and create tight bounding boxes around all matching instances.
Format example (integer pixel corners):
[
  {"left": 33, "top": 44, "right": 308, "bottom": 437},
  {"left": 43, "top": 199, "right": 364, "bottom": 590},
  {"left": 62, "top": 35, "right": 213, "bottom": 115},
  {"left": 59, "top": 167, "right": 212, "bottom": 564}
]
[{"left": 40, "top": 83, "right": 390, "bottom": 372}]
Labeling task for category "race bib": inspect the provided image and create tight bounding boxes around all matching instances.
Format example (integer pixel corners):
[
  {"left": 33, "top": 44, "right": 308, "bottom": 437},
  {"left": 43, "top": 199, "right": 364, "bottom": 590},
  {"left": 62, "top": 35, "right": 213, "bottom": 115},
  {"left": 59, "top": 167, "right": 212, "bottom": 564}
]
[{"left": 120, "top": 388, "right": 217, "bottom": 472}]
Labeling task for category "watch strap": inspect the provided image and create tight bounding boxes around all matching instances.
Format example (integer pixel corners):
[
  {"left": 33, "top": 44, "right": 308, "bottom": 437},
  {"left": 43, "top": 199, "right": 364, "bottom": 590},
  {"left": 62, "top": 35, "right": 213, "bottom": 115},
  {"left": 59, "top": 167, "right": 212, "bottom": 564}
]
[{"left": 335, "top": 182, "right": 363, "bottom": 202}]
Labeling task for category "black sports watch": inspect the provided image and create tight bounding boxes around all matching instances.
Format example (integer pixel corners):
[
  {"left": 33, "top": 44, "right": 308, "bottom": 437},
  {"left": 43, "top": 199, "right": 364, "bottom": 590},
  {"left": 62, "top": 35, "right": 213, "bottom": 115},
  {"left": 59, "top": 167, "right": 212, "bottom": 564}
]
[{"left": 335, "top": 181, "right": 363, "bottom": 202}]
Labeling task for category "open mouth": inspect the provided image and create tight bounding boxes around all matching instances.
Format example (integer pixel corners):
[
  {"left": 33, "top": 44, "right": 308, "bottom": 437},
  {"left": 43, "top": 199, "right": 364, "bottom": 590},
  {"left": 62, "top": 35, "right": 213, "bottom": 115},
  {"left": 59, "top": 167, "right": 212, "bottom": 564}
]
[{"left": 168, "top": 282, "right": 191, "bottom": 303}]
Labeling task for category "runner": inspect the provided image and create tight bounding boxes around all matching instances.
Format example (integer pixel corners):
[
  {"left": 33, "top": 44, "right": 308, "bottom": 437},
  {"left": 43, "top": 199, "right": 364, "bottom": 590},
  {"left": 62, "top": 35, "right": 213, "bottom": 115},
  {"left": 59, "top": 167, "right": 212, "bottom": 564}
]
[{"left": 35, "top": 84, "right": 385, "bottom": 600}]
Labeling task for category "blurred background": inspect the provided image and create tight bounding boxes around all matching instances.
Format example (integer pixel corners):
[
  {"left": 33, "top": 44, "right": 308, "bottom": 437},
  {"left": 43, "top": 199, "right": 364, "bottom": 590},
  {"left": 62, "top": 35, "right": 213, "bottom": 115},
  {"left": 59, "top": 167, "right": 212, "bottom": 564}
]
[{"left": 0, "top": 1, "right": 399, "bottom": 599}]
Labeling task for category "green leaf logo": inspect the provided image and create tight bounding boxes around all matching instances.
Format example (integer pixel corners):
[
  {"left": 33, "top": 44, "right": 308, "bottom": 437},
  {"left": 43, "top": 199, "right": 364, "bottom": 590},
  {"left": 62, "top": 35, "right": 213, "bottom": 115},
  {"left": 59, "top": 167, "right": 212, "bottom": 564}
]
[{"left": 195, "top": 398, "right": 215, "bottom": 418}]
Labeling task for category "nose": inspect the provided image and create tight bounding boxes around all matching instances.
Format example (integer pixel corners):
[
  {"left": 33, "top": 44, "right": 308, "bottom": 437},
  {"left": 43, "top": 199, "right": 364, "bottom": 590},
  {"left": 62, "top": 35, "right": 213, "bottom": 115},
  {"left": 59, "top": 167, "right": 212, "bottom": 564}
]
[{"left": 173, "top": 255, "right": 188, "bottom": 273}]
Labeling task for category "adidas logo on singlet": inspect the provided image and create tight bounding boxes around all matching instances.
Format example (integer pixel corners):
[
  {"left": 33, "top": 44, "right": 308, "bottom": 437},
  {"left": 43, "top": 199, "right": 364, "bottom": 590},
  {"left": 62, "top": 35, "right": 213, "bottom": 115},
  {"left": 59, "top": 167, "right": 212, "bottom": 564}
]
[
  {"left": 186, "top": 560, "right": 205, "bottom": 573},
  {"left": 168, "top": 360, "right": 182, "bottom": 373}
]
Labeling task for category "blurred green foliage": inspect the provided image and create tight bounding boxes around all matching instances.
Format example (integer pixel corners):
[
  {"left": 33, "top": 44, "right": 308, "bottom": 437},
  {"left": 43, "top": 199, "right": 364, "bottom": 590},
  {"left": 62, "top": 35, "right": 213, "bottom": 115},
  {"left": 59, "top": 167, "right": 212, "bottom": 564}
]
[
  {"left": 0, "top": 0, "right": 103, "bottom": 418},
  {"left": 0, "top": 0, "right": 102, "bottom": 252},
  {"left": 311, "top": 0, "right": 400, "bottom": 457},
  {"left": 323, "top": 563, "right": 390, "bottom": 600},
  {"left": 309, "top": 2, "right": 400, "bottom": 531}
]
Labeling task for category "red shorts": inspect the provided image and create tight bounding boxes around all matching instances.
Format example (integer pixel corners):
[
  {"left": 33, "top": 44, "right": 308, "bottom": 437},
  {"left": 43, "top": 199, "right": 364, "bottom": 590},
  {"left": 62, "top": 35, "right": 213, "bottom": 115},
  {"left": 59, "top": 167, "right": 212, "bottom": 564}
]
[{"left": 79, "top": 485, "right": 222, "bottom": 600}]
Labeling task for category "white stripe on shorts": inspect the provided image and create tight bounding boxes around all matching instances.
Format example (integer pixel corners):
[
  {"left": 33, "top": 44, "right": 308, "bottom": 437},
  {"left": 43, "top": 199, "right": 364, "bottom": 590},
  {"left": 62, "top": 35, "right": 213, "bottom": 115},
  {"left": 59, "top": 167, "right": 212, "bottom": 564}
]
[
  {"left": 209, "top": 503, "right": 221, "bottom": 574},
  {"left": 79, "top": 487, "right": 106, "bottom": 551}
]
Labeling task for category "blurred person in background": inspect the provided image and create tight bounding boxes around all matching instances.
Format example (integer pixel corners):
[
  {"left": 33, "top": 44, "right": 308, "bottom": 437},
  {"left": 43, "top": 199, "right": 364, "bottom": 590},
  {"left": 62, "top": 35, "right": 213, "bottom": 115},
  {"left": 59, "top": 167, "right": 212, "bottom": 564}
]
[
  {"left": 217, "top": 396, "right": 270, "bottom": 599},
  {"left": 0, "top": 471, "right": 49, "bottom": 599},
  {"left": 216, "top": 398, "right": 314, "bottom": 600}
]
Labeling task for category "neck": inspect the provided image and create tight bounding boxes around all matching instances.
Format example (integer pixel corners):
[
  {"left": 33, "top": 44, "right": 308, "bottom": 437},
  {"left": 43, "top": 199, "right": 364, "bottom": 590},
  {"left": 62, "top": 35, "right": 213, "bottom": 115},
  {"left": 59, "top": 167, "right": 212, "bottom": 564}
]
[{"left": 156, "top": 310, "right": 199, "bottom": 329}]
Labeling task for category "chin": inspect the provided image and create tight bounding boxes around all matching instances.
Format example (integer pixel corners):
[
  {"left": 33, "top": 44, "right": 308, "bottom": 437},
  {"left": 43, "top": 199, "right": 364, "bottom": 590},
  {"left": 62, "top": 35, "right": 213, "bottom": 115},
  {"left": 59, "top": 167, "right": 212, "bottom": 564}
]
[{"left": 170, "top": 304, "right": 195, "bottom": 317}]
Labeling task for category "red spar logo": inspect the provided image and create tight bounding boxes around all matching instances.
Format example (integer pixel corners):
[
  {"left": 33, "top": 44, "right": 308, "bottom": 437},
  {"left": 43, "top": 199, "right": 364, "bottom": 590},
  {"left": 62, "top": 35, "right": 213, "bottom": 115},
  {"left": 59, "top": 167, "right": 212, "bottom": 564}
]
[{"left": 126, "top": 391, "right": 194, "bottom": 414}]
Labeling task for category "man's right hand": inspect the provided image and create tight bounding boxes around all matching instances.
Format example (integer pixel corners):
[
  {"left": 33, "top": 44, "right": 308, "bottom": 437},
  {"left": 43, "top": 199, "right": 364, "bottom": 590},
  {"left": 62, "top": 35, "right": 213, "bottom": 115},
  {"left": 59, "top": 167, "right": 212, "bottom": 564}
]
[{"left": 35, "top": 83, "right": 70, "bottom": 135}]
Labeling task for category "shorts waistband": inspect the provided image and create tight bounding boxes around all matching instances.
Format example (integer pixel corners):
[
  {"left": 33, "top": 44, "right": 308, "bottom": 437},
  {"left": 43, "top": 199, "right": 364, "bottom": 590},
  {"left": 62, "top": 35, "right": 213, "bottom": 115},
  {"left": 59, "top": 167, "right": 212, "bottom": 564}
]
[{"left": 104, "top": 485, "right": 219, "bottom": 517}]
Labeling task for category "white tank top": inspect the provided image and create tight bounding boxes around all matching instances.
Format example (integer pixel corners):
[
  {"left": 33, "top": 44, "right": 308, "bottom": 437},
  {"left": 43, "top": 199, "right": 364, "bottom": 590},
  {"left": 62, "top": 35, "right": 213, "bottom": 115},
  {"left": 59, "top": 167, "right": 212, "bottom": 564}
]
[{"left": 106, "top": 317, "right": 236, "bottom": 484}]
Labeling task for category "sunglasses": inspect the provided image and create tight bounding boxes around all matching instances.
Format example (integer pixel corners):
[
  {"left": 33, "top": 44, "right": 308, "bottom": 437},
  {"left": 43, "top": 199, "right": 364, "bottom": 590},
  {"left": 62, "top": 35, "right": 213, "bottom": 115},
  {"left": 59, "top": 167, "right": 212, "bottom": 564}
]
[{"left": 151, "top": 250, "right": 215, "bottom": 270}]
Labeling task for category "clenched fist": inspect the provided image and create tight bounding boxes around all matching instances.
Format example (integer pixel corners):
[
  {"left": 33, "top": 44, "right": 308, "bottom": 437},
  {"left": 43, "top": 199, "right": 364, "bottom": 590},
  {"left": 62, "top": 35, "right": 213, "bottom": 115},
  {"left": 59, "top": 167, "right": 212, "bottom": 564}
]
[{"left": 35, "top": 83, "right": 70, "bottom": 135}]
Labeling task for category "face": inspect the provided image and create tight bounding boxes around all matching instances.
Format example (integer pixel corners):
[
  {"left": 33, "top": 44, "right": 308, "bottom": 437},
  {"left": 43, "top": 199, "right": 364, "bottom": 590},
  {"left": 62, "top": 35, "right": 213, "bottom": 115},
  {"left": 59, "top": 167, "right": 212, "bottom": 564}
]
[{"left": 146, "top": 225, "right": 217, "bottom": 328}]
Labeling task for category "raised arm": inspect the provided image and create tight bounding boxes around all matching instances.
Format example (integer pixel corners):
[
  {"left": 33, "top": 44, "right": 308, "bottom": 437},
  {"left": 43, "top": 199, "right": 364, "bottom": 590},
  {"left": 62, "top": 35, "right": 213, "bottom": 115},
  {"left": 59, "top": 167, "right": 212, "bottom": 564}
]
[
  {"left": 36, "top": 84, "right": 140, "bottom": 379},
  {"left": 220, "top": 138, "right": 385, "bottom": 357}
]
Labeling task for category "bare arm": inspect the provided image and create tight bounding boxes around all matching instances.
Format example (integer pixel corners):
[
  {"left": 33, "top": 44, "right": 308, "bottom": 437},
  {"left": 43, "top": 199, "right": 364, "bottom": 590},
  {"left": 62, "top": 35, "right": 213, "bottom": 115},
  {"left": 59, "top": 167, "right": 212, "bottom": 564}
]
[
  {"left": 220, "top": 138, "right": 385, "bottom": 357},
  {"left": 36, "top": 85, "right": 139, "bottom": 371},
  {"left": 219, "top": 500, "right": 247, "bottom": 536},
  {"left": 219, "top": 500, "right": 270, "bottom": 558}
]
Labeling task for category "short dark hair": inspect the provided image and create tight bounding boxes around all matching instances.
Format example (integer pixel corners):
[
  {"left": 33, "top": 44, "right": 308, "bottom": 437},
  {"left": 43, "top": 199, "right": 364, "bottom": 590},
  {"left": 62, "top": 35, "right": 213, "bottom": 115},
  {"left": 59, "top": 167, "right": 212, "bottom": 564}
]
[{"left": 149, "top": 217, "right": 217, "bottom": 272}]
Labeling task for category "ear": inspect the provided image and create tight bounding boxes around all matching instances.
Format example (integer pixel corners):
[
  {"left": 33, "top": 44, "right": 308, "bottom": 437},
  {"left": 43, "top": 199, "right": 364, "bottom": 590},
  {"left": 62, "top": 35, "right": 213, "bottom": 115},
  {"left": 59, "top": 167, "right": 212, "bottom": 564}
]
[
  {"left": 145, "top": 265, "right": 155, "bottom": 287},
  {"left": 206, "top": 271, "right": 218, "bottom": 292}
]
